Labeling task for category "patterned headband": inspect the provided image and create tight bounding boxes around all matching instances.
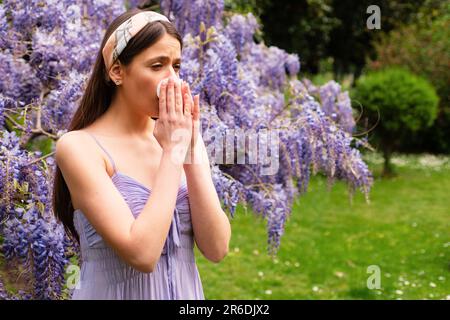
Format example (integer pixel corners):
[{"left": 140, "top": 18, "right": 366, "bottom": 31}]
[{"left": 102, "top": 11, "right": 171, "bottom": 77}]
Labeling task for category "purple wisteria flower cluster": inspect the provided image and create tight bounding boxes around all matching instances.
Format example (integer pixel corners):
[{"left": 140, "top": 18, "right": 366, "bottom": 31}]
[
  {"left": 0, "top": 0, "right": 126, "bottom": 300},
  {"left": 302, "top": 78, "right": 356, "bottom": 134},
  {"left": 0, "top": 131, "right": 73, "bottom": 299},
  {"left": 0, "top": 0, "right": 373, "bottom": 299}
]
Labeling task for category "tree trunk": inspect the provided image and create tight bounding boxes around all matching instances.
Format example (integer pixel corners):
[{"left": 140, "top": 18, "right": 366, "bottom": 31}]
[{"left": 382, "top": 148, "right": 394, "bottom": 177}]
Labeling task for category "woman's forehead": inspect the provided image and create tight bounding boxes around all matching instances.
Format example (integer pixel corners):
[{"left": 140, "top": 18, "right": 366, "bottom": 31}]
[
  {"left": 150, "top": 34, "right": 181, "bottom": 54},
  {"left": 139, "top": 35, "right": 181, "bottom": 62}
]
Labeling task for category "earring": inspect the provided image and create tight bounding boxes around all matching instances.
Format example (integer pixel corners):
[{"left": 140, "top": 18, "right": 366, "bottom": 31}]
[{"left": 115, "top": 80, "right": 121, "bottom": 85}]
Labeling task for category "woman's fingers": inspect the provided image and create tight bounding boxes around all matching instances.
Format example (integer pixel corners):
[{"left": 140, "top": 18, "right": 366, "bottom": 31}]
[
  {"left": 186, "top": 82, "right": 194, "bottom": 108},
  {"left": 174, "top": 78, "right": 183, "bottom": 115},
  {"left": 181, "top": 81, "right": 189, "bottom": 110},
  {"left": 158, "top": 79, "right": 168, "bottom": 118},
  {"left": 184, "top": 91, "right": 192, "bottom": 115},
  {"left": 166, "top": 77, "right": 175, "bottom": 116},
  {"left": 183, "top": 82, "right": 200, "bottom": 121},
  {"left": 193, "top": 94, "right": 200, "bottom": 121}
]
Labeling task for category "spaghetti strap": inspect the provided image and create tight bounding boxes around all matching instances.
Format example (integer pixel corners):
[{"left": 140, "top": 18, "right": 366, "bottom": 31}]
[{"left": 86, "top": 132, "right": 117, "bottom": 174}]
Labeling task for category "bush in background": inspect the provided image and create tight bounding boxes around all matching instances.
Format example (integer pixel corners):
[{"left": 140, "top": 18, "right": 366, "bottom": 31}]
[{"left": 352, "top": 67, "right": 439, "bottom": 176}]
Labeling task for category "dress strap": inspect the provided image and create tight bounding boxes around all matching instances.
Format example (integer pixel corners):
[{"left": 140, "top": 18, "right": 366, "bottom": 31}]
[{"left": 86, "top": 132, "right": 117, "bottom": 174}]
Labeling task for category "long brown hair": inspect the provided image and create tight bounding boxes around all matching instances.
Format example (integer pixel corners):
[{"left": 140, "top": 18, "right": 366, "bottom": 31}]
[{"left": 52, "top": 8, "right": 183, "bottom": 243}]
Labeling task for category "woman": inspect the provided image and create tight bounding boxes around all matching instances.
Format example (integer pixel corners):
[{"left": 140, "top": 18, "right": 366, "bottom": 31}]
[{"left": 52, "top": 8, "right": 231, "bottom": 300}]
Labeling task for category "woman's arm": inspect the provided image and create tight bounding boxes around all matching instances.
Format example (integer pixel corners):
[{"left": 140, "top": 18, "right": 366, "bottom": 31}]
[
  {"left": 184, "top": 134, "right": 231, "bottom": 263},
  {"left": 57, "top": 133, "right": 184, "bottom": 273}
]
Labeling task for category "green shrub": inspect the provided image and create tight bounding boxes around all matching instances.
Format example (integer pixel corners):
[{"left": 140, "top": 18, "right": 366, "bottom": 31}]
[
  {"left": 370, "top": 4, "right": 450, "bottom": 153},
  {"left": 352, "top": 67, "right": 439, "bottom": 175}
]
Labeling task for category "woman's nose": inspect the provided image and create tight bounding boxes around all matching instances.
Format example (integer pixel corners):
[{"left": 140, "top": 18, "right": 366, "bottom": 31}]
[
  {"left": 157, "top": 74, "right": 183, "bottom": 98},
  {"left": 168, "top": 67, "right": 179, "bottom": 79},
  {"left": 166, "top": 63, "right": 182, "bottom": 78}
]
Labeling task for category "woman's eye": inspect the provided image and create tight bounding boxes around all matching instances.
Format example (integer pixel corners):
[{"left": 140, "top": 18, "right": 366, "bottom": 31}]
[{"left": 151, "top": 64, "right": 180, "bottom": 70}]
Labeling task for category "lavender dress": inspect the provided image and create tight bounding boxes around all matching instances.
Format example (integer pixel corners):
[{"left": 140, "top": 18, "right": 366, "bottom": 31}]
[{"left": 71, "top": 133, "right": 205, "bottom": 300}]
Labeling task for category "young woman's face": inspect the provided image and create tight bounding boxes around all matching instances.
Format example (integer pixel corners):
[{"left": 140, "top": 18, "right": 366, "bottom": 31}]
[{"left": 121, "top": 33, "right": 182, "bottom": 118}]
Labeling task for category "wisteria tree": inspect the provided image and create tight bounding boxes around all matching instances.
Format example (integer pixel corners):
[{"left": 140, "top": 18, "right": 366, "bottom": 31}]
[{"left": 0, "top": 0, "right": 373, "bottom": 299}]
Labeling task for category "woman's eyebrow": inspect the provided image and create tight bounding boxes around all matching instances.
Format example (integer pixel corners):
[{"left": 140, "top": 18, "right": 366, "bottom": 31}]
[{"left": 145, "top": 56, "right": 181, "bottom": 64}]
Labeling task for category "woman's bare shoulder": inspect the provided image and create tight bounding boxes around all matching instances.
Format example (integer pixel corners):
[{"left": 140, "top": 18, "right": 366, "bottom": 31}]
[
  {"left": 58, "top": 129, "right": 89, "bottom": 142},
  {"left": 55, "top": 129, "right": 105, "bottom": 170}
]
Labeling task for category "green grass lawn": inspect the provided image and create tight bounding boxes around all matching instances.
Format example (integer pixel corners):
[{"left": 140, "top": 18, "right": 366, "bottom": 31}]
[
  {"left": 1, "top": 155, "right": 448, "bottom": 300},
  {"left": 194, "top": 154, "right": 450, "bottom": 300}
]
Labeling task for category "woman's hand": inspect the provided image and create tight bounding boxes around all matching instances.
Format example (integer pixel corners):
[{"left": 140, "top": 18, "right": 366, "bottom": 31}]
[
  {"left": 153, "top": 77, "right": 193, "bottom": 164},
  {"left": 181, "top": 81, "right": 200, "bottom": 164}
]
